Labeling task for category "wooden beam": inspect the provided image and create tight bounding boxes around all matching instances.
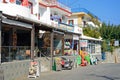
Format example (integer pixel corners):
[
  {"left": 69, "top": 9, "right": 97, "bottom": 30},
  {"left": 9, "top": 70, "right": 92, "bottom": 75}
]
[
  {"left": 31, "top": 24, "right": 35, "bottom": 60},
  {"left": 50, "top": 31, "right": 54, "bottom": 70}
]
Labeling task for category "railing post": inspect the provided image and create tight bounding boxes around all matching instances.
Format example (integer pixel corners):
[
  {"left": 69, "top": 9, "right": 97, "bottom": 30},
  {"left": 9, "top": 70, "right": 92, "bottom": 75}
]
[{"left": 0, "top": 11, "right": 2, "bottom": 64}]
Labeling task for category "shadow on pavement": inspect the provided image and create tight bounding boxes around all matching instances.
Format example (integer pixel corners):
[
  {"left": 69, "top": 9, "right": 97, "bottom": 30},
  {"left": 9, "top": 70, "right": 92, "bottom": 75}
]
[{"left": 89, "top": 74, "right": 120, "bottom": 80}]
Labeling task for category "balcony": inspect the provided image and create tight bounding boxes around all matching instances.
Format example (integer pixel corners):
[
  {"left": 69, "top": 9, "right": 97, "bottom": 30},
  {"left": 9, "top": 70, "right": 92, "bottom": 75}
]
[
  {"left": 0, "top": 3, "right": 37, "bottom": 20},
  {"left": 40, "top": 0, "right": 71, "bottom": 12},
  {"left": 58, "top": 22, "right": 74, "bottom": 32},
  {"left": 49, "top": 20, "right": 74, "bottom": 32}
]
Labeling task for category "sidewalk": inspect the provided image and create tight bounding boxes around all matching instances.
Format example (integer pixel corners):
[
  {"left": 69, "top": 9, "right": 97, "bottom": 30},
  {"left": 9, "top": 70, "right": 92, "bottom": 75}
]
[
  {"left": 15, "top": 63, "right": 102, "bottom": 80},
  {"left": 15, "top": 71, "right": 56, "bottom": 80}
]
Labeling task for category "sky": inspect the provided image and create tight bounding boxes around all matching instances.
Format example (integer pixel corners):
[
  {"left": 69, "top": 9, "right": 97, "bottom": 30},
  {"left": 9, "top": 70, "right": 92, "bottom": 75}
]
[{"left": 58, "top": 0, "right": 120, "bottom": 25}]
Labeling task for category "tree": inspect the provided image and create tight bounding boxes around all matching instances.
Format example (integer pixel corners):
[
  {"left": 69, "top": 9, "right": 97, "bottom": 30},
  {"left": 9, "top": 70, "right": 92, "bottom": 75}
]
[
  {"left": 100, "top": 23, "right": 120, "bottom": 52},
  {"left": 101, "top": 40, "right": 107, "bottom": 52},
  {"left": 83, "top": 26, "right": 100, "bottom": 38}
]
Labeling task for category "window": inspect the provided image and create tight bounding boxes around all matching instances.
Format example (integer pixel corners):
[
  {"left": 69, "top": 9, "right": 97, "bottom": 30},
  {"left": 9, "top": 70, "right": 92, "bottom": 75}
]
[
  {"left": 68, "top": 20, "right": 74, "bottom": 26},
  {"left": 16, "top": 0, "right": 21, "bottom": 5}
]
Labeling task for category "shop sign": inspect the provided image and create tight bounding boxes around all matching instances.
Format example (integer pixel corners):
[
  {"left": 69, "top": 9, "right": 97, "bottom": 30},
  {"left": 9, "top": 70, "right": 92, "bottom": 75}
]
[
  {"left": 73, "top": 35, "right": 79, "bottom": 40},
  {"left": 28, "top": 61, "right": 40, "bottom": 78},
  {"left": 80, "top": 40, "right": 88, "bottom": 47},
  {"left": 114, "top": 40, "right": 119, "bottom": 46},
  {"left": 74, "top": 27, "right": 83, "bottom": 34}
]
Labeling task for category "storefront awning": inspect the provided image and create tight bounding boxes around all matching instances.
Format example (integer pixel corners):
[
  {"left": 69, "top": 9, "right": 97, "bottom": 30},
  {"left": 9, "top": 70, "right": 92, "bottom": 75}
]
[
  {"left": 81, "top": 35, "right": 102, "bottom": 41},
  {"left": 64, "top": 34, "right": 79, "bottom": 40},
  {"left": 2, "top": 18, "right": 32, "bottom": 29},
  {"left": 73, "top": 35, "right": 79, "bottom": 40},
  {"left": 64, "top": 34, "right": 73, "bottom": 39}
]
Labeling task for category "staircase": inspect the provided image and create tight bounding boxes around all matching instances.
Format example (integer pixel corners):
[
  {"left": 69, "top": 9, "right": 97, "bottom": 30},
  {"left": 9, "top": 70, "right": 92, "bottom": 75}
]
[{"left": 39, "top": 57, "right": 51, "bottom": 72}]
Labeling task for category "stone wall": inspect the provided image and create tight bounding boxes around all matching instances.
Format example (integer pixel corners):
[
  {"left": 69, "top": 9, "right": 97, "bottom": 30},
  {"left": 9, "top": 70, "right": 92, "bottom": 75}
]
[
  {"left": 105, "top": 48, "right": 120, "bottom": 63},
  {"left": 2, "top": 60, "right": 30, "bottom": 80},
  {"left": 0, "top": 66, "right": 4, "bottom": 80},
  {"left": 1, "top": 59, "right": 41, "bottom": 80}
]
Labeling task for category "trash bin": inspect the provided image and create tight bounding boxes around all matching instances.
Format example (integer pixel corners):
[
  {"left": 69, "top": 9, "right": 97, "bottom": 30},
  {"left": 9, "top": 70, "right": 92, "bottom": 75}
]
[
  {"left": 52, "top": 60, "right": 56, "bottom": 71},
  {"left": 102, "top": 52, "right": 106, "bottom": 60}
]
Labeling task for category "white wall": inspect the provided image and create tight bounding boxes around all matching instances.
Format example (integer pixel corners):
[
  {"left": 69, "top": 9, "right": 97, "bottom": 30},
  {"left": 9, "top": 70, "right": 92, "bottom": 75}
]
[
  {"left": 0, "top": 1, "right": 71, "bottom": 26},
  {"left": 0, "top": 3, "right": 30, "bottom": 17},
  {"left": 33, "top": 0, "right": 39, "bottom": 16},
  {"left": 39, "top": 7, "right": 51, "bottom": 24},
  {"left": 0, "top": 2, "right": 39, "bottom": 20},
  {"left": 68, "top": 16, "right": 78, "bottom": 26}
]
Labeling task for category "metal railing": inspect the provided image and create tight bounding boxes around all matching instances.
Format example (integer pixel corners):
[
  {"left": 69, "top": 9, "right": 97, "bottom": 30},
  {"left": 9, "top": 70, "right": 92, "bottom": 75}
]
[
  {"left": 58, "top": 22, "right": 74, "bottom": 32},
  {"left": 1, "top": 46, "right": 31, "bottom": 62},
  {"left": 41, "top": 0, "right": 71, "bottom": 11},
  {"left": 40, "top": 47, "right": 51, "bottom": 57}
]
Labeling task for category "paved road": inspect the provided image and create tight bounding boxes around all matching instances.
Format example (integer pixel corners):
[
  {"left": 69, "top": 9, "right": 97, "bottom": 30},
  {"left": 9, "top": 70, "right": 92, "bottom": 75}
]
[{"left": 21, "top": 63, "right": 120, "bottom": 80}]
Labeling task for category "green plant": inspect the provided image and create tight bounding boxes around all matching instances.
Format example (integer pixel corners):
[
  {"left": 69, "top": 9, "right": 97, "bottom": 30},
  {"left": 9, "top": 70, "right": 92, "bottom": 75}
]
[
  {"left": 110, "top": 45, "right": 114, "bottom": 55},
  {"left": 101, "top": 40, "right": 107, "bottom": 52}
]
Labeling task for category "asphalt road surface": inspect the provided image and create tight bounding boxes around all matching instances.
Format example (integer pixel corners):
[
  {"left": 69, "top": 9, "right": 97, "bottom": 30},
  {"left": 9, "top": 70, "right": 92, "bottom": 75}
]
[
  {"left": 23, "top": 63, "right": 120, "bottom": 80},
  {"left": 26, "top": 63, "right": 120, "bottom": 80}
]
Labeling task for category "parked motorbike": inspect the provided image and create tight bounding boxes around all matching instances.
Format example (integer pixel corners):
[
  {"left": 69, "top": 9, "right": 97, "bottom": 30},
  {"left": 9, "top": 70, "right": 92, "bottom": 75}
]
[{"left": 61, "top": 57, "right": 73, "bottom": 70}]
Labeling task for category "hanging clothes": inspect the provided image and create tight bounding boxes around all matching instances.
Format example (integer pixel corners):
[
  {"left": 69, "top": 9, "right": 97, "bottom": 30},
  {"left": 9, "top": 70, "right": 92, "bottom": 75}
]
[
  {"left": 10, "top": 0, "right": 15, "bottom": 3},
  {"left": 22, "top": 0, "right": 29, "bottom": 7}
]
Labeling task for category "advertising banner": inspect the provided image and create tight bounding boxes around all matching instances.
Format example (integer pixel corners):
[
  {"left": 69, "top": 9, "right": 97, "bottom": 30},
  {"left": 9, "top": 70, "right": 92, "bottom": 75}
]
[
  {"left": 80, "top": 40, "right": 88, "bottom": 47},
  {"left": 114, "top": 40, "right": 119, "bottom": 46},
  {"left": 28, "top": 61, "right": 40, "bottom": 78}
]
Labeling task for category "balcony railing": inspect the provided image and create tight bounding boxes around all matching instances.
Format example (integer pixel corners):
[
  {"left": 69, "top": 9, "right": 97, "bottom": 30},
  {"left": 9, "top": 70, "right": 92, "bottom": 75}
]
[
  {"left": 0, "top": 3, "right": 37, "bottom": 20},
  {"left": 59, "top": 22, "right": 74, "bottom": 32},
  {"left": 40, "top": 0, "right": 71, "bottom": 12}
]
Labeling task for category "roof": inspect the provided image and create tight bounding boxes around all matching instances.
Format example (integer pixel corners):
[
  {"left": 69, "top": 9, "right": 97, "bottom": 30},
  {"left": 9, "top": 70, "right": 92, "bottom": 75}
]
[
  {"left": 72, "top": 12, "right": 88, "bottom": 16},
  {"left": 81, "top": 35, "right": 102, "bottom": 41}
]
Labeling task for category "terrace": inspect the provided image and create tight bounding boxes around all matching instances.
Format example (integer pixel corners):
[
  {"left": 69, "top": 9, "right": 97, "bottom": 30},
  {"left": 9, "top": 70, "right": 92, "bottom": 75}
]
[{"left": 39, "top": 0, "right": 71, "bottom": 12}]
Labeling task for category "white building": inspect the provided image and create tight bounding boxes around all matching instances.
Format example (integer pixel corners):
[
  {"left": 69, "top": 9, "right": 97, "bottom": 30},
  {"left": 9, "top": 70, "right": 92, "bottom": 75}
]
[
  {"left": 0, "top": 1, "right": 82, "bottom": 80},
  {"left": 67, "top": 9, "right": 102, "bottom": 56}
]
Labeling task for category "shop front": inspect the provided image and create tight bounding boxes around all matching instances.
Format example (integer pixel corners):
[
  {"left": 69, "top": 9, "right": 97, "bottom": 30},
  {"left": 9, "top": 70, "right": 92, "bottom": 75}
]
[
  {"left": 0, "top": 11, "right": 35, "bottom": 80},
  {"left": 34, "top": 25, "right": 65, "bottom": 57},
  {"left": 56, "top": 26, "right": 82, "bottom": 68},
  {"left": 80, "top": 35, "right": 102, "bottom": 55},
  {"left": 1, "top": 15, "right": 32, "bottom": 63},
  {"left": 64, "top": 34, "right": 80, "bottom": 56},
  {"left": 80, "top": 35, "right": 102, "bottom": 61}
]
